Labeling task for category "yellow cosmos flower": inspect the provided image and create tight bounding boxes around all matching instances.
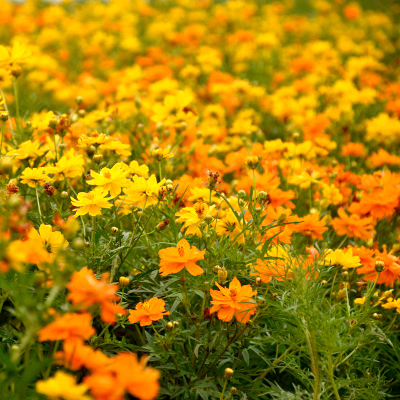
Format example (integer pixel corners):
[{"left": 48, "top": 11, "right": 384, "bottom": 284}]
[
  {"left": 46, "top": 149, "right": 85, "bottom": 181},
  {"left": 0, "top": 41, "right": 32, "bottom": 69},
  {"left": 216, "top": 210, "right": 244, "bottom": 244},
  {"left": 36, "top": 371, "right": 91, "bottom": 400},
  {"left": 324, "top": 248, "right": 361, "bottom": 270},
  {"left": 78, "top": 131, "right": 113, "bottom": 148},
  {"left": 71, "top": 188, "right": 113, "bottom": 217},
  {"left": 7, "top": 139, "right": 47, "bottom": 161},
  {"left": 87, "top": 163, "right": 130, "bottom": 197},
  {"left": 124, "top": 174, "right": 165, "bottom": 209},
  {"left": 128, "top": 160, "right": 149, "bottom": 178},
  {"left": 175, "top": 201, "right": 216, "bottom": 236},
  {"left": 28, "top": 224, "right": 69, "bottom": 254},
  {"left": 99, "top": 139, "right": 132, "bottom": 157},
  {"left": 152, "top": 147, "right": 174, "bottom": 161},
  {"left": 20, "top": 167, "right": 50, "bottom": 187}
]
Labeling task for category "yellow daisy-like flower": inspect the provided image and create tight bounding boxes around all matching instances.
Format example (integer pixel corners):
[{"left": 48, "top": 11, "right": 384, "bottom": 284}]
[
  {"left": 0, "top": 41, "right": 32, "bottom": 69},
  {"left": 216, "top": 210, "right": 244, "bottom": 244},
  {"left": 7, "top": 140, "right": 47, "bottom": 161},
  {"left": 46, "top": 149, "right": 85, "bottom": 181},
  {"left": 77, "top": 131, "right": 113, "bottom": 148},
  {"left": 35, "top": 371, "right": 91, "bottom": 400},
  {"left": 175, "top": 201, "right": 216, "bottom": 236},
  {"left": 71, "top": 188, "right": 113, "bottom": 217},
  {"left": 87, "top": 163, "right": 130, "bottom": 197},
  {"left": 152, "top": 147, "right": 174, "bottom": 161},
  {"left": 20, "top": 167, "right": 50, "bottom": 188},
  {"left": 124, "top": 174, "right": 165, "bottom": 209},
  {"left": 128, "top": 160, "right": 149, "bottom": 178},
  {"left": 28, "top": 224, "right": 69, "bottom": 254},
  {"left": 324, "top": 248, "right": 361, "bottom": 270}
]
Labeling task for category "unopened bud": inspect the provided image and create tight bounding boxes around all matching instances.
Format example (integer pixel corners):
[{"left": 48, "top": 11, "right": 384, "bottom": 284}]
[
  {"left": 75, "top": 96, "right": 83, "bottom": 105},
  {"left": 0, "top": 112, "right": 8, "bottom": 121},
  {"left": 375, "top": 260, "right": 385, "bottom": 273},
  {"left": 60, "top": 191, "right": 68, "bottom": 199},
  {"left": 166, "top": 321, "right": 174, "bottom": 331},
  {"left": 93, "top": 154, "right": 103, "bottom": 164},
  {"left": 111, "top": 227, "right": 119, "bottom": 235},
  {"left": 256, "top": 277, "right": 262, "bottom": 286},
  {"left": 231, "top": 387, "right": 238, "bottom": 395},
  {"left": 204, "top": 214, "right": 213, "bottom": 224},
  {"left": 218, "top": 267, "right": 228, "bottom": 283},
  {"left": 258, "top": 191, "right": 268, "bottom": 201},
  {"left": 72, "top": 238, "right": 85, "bottom": 250},
  {"left": 49, "top": 117, "right": 59, "bottom": 130},
  {"left": 0, "top": 157, "right": 13, "bottom": 174},
  {"left": 245, "top": 156, "right": 259, "bottom": 169},
  {"left": 173, "top": 321, "right": 180, "bottom": 328},
  {"left": 238, "top": 190, "right": 246, "bottom": 198},
  {"left": 213, "top": 265, "right": 221, "bottom": 274},
  {"left": 119, "top": 276, "right": 130, "bottom": 287},
  {"left": 224, "top": 368, "right": 234, "bottom": 379},
  {"left": 11, "top": 65, "right": 21, "bottom": 78}
]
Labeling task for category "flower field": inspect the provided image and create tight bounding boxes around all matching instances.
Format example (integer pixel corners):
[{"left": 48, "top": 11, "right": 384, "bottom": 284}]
[{"left": 1, "top": 0, "right": 400, "bottom": 398}]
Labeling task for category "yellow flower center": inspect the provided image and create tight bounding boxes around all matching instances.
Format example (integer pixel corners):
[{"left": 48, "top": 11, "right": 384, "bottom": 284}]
[
  {"left": 142, "top": 301, "right": 151, "bottom": 311},
  {"left": 177, "top": 245, "right": 185, "bottom": 257}
]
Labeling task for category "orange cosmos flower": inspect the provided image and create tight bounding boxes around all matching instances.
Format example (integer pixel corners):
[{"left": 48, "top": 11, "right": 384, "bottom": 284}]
[
  {"left": 209, "top": 277, "right": 257, "bottom": 323},
  {"left": 38, "top": 312, "right": 95, "bottom": 344},
  {"left": 358, "top": 188, "right": 399, "bottom": 221},
  {"left": 67, "top": 267, "right": 126, "bottom": 323},
  {"left": 128, "top": 297, "right": 170, "bottom": 326},
  {"left": 84, "top": 353, "right": 160, "bottom": 400},
  {"left": 331, "top": 208, "right": 374, "bottom": 240},
  {"left": 292, "top": 213, "right": 328, "bottom": 240},
  {"left": 158, "top": 238, "right": 205, "bottom": 276},
  {"left": 357, "top": 247, "right": 400, "bottom": 287}
]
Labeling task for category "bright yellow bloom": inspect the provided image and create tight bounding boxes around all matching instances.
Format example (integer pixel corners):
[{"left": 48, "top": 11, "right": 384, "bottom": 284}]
[
  {"left": 28, "top": 224, "right": 69, "bottom": 254},
  {"left": 152, "top": 147, "right": 174, "bottom": 161},
  {"left": 7, "top": 140, "right": 47, "bottom": 161},
  {"left": 71, "top": 188, "right": 113, "bottom": 217},
  {"left": 129, "top": 160, "right": 149, "bottom": 178},
  {"left": 216, "top": 210, "right": 244, "bottom": 244},
  {"left": 87, "top": 163, "right": 129, "bottom": 197},
  {"left": 99, "top": 139, "right": 131, "bottom": 157},
  {"left": 46, "top": 149, "right": 85, "bottom": 181},
  {"left": 78, "top": 131, "right": 113, "bottom": 148},
  {"left": 324, "top": 248, "right": 361, "bottom": 270},
  {"left": 175, "top": 201, "right": 216, "bottom": 236},
  {"left": 20, "top": 167, "right": 50, "bottom": 187},
  {"left": 36, "top": 371, "right": 91, "bottom": 400},
  {"left": 321, "top": 183, "right": 343, "bottom": 207},
  {"left": 0, "top": 41, "right": 32, "bottom": 69},
  {"left": 124, "top": 175, "right": 165, "bottom": 209}
]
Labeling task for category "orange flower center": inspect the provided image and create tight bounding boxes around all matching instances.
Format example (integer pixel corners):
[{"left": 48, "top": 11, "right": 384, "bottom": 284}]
[
  {"left": 194, "top": 201, "right": 205, "bottom": 216},
  {"left": 177, "top": 245, "right": 185, "bottom": 257},
  {"left": 103, "top": 171, "right": 112, "bottom": 179},
  {"left": 230, "top": 288, "right": 238, "bottom": 299}
]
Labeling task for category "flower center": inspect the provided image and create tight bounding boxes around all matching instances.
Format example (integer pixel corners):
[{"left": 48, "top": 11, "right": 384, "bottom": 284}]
[
  {"left": 194, "top": 201, "right": 206, "bottom": 216},
  {"left": 177, "top": 245, "right": 185, "bottom": 257},
  {"left": 230, "top": 288, "right": 238, "bottom": 299},
  {"left": 103, "top": 171, "right": 112, "bottom": 179},
  {"left": 225, "top": 221, "right": 237, "bottom": 232}
]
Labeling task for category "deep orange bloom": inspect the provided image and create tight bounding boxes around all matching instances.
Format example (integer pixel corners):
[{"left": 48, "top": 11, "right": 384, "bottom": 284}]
[
  {"left": 210, "top": 277, "right": 257, "bottom": 323},
  {"left": 358, "top": 188, "right": 399, "bottom": 220},
  {"left": 331, "top": 208, "right": 374, "bottom": 240},
  {"left": 38, "top": 313, "right": 95, "bottom": 343},
  {"left": 292, "top": 213, "right": 328, "bottom": 240},
  {"left": 67, "top": 267, "right": 126, "bottom": 323},
  {"left": 128, "top": 297, "right": 170, "bottom": 326},
  {"left": 357, "top": 247, "right": 400, "bottom": 287},
  {"left": 158, "top": 238, "right": 205, "bottom": 276},
  {"left": 84, "top": 353, "right": 160, "bottom": 400},
  {"left": 251, "top": 258, "right": 287, "bottom": 283}
]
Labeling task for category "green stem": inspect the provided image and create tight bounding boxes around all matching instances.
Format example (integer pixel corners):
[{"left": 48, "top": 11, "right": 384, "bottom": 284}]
[
  {"left": 91, "top": 216, "right": 96, "bottom": 257},
  {"left": 158, "top": 161, "right": 162, "bottom": 181},
  {"left": 35, "top": 186, "right": 43, "bottom": 223},
  {"left": 220, "top": 379, "right": 228, "bottom": 400},
  {"left": 328, "top": 354, "right": 341, "bottom": 400},
  {"left": 13, "top": 78, "right": 21, "bottom": 133}
]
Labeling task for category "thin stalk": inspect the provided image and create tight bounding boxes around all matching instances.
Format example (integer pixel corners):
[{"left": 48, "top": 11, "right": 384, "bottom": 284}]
[
  {"left": 220, "top": 379, "right": 228, "bottom": 400},
  {"left": 91, "top": 216, "right": 96, "bottom": 257},
  {"left": 35, "top": 186, "right": 43, "bottom": 223}
]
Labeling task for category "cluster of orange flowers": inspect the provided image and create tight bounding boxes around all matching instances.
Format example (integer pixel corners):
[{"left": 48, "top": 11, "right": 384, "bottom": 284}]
[{"left": 0, "top": 0, "right": 400, "bottom": 398}]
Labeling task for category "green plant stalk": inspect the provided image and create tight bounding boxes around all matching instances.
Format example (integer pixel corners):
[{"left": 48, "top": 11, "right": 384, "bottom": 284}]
[
  {"left": 13, "top": 78, "right": 21, "bottom": 133},
  {"left": 328, "top": 353, "right": 341, "bottom": 400},
  {"left": 220, "top": 379, "right": 228, "bottom": 400},
  {"left": 35, "top": 186, "right": 43, "bottom": 223},
  {"left": 91, "top": 215, "right": 96, "bottom": 258},
  {"left": 303, "top": 319, "right": 320, "bottom": 400}
]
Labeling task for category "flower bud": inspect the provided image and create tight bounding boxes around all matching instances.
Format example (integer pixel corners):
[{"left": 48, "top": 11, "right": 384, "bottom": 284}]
[
  {"left": 218, "top": 267, "right": 228, "bottom": 283},
  {"left": 238, "top": 190, "right": 246, "bottom": 198},
  {"left": 0, "top": 112, "right": 8, "bottom": 121},
  {"left": 75, "top": 96, "right": 83, "bottom": 105},
  {"left": 255, "top": 277, "right": 262, "bottom": 286},
  {"left": 245, "top": 156, "right": 259, "bottom": 169},
  {"left": 258, "top": 191, "right": 268, "bottom": 201},
  {"left": 337, "top": 289, "right": 346, "bottom": 300},
  {"left": 204, "top": 214, "right": 213, "bottom": 224},
  {"left": 72, "top": 238, "right": 85, "bottom": 250},
  {"left": 44, "top": 182, "right": 55, "bottom": 196},
  {"left": 6, "top": 194, "right": 21, "bottom": 209},
  {"left": 165, "top": 179, "right": 173, "bottom": 185},
  {"left": 230, "top": 387, "right": 238, "bottom": 395},
  {"left": 156, "top": 219, "right": 170, "bottom": 231},
  {"left": 172, "top": 321, "right": 180, "bottom": 328},
  {"left": 166, "top": 322, "right": 174, "bottom": 331},
  {"left": 213, "top": 265, "right": 221, "bottom": 274},
  {"left": 111, "top": 227, "right": 119, "bottom": 235},
  {"left": 0, "top": 157, "right": 13, "bottom": 175},
  {"left": 49, "top": 117, "right": 59, "bottom": 130},
  {"left": 119, "top": 276, "right": 130, "bottom": 287},
  {"left": 375, "top": 260, "right": 385, "bottom": 273},
  {"left": 11, "top": 65, "right": 21, "bottom": 78},
  {"left": 60, "top": 191, "right": 69, "bottom": 199},
  {"left": 224, "top": 368, "right": 234, "bottom": 379},
  {"left": 93, "top": 154, "right": 103, "bottom": 164}
]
